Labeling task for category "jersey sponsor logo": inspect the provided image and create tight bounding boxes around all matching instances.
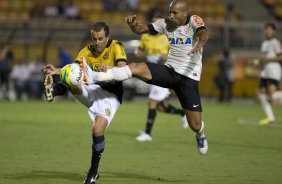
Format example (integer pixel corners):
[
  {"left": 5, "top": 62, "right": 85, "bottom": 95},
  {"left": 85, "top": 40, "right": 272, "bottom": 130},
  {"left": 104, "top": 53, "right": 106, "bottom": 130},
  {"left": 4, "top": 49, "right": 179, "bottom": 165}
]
[{"left": 168, "top": 37, "right": 192, "bottom": 45}]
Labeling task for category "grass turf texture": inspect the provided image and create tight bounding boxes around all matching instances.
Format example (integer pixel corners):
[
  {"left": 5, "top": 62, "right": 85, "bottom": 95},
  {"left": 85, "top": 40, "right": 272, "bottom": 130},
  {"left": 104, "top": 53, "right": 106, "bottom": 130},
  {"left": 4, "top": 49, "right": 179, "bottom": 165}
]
[{"left": 0, "top": 101, "right": 282, "bottom": 184}]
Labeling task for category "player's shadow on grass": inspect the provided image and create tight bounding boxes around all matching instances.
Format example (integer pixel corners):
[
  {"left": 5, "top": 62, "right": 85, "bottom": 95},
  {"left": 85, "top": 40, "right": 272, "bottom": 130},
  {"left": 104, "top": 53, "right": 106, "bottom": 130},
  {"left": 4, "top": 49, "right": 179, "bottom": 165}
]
[
  {"left": 4, "top": 170, "right": 84, "bottom": 182},
  {"left": 104, "top": 171, "right": 190, "bottom": 183}
]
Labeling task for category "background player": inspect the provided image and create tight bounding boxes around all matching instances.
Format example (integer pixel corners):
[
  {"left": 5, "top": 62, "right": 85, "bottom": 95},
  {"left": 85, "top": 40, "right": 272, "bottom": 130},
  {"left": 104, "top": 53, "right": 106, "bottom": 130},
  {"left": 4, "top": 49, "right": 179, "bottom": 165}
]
[
  {"left": 42, "top": 22, "right": 127, "bottom": 184},
  {"left": 257, "top": 23, "right": 282, "bottom": 125},
  {"left": 135, "top": 14, "right": 188, "bottom": 142},
  {"left": 80, "top": 0, "right": 209, "bottom": 155}
]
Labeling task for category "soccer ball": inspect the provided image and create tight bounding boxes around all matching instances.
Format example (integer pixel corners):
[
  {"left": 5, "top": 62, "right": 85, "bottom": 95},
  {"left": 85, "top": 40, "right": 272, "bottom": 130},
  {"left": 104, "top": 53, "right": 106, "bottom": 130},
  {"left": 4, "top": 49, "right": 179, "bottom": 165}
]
[{"left": 60, "top": 63, "right": 83, "bottom": 88}]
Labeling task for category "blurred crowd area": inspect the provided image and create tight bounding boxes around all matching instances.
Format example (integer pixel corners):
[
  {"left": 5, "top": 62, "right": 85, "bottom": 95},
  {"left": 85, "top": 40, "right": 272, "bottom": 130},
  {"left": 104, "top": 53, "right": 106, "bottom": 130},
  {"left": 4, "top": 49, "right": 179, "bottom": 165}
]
[{"left": 0, "top": 0, "right": 282, "bottom": 101}]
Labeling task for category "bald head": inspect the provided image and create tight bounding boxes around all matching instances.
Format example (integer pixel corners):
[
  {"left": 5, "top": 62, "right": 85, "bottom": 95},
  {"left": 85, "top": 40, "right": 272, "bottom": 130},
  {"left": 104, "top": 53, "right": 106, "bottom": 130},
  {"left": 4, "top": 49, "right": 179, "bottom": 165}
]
[
  {"left": 170, "top": 0, "right": 189, "bottom": 12},
  {"left": 167, "top": 0, "right": 189, "bottom": 26}
]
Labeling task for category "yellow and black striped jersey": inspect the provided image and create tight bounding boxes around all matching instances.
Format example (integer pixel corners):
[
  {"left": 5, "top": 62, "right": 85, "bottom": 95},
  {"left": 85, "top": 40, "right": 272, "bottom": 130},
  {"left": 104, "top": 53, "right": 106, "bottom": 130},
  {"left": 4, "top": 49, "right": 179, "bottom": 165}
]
[
  {"left": 139, "top": 33, "right": 170, "bottom": 57},
  {"left": 75, "top": 39, "right": 127, "bottom": 103}
]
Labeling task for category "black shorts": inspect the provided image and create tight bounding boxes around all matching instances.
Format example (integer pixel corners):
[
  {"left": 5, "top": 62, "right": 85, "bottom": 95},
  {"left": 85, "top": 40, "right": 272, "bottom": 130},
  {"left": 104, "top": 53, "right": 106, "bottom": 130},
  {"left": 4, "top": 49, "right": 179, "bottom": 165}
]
[
  {"left": 146, "top": 63, "right": 202, "bottom": 111},
  {"left": 259, "top": 78, "right": 279, "bottom": 89}
]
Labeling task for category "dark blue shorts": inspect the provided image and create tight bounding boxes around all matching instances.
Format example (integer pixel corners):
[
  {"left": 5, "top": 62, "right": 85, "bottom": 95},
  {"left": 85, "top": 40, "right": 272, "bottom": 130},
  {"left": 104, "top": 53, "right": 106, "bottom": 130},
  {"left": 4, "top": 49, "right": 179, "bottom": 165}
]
[{"left": 146, "top": 63, "right": 202, "bottom": 111}]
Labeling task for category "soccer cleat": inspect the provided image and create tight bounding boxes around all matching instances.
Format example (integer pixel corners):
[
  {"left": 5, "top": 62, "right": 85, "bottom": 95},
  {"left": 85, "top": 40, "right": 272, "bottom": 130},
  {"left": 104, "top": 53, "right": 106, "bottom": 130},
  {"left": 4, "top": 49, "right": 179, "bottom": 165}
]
[
  {"left": 78, "top": 56, "right": 94, "bottom": 85},
  {"left": 136, "top": 132, "right": 152, "bottom": 142},
  {"left": 44, "top": 74, "right": 54, "bottom": 102},
  {"left": 83, "top": 173, "right": 99, "bottom": 184},
  {"left": 195, "top": 133, "right": 208, "bottom": 155},
  {"left": 181, "top": 115, "right": 189, "bottom": 129},
  {"left": 259, "top": 118, "right": 274, "bottom": 125}
]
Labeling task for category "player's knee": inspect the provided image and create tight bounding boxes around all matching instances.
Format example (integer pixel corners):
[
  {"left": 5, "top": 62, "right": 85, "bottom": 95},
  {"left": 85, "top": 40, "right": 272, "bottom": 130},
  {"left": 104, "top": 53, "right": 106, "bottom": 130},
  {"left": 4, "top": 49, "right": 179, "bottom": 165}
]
[
  {"left": 92, "top": 126, "right": 104, "bottom": 137},
  {"left": 189, "top": 120, "right": 202, "bottom": 132}
]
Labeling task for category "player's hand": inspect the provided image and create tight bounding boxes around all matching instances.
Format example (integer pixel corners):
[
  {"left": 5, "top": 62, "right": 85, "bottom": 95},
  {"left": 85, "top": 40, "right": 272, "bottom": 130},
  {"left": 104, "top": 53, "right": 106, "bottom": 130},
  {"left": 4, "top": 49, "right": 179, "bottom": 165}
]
[
  {"left": 191, "top": 45, "right": 203, "bottom": 54},
  {"left": 125, "top": 15, "right": 141, "bottom": 29},
  {"left": 42, "top": 64, "right": 60, "bottom": 75},
  {"left": 97, "top": 65, "right": 112, "bottom": 72},
  {"left": 125, "top": 15, "right": 137, "bottom": 25}
]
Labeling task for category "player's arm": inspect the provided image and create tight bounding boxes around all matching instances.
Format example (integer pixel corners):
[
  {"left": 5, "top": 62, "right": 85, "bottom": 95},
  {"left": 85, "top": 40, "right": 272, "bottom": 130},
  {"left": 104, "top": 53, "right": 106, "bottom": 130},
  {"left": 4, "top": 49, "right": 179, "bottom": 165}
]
[
  {"left": 191, "top": 28, "right": 209, "bottom": 54},
  {"left": 114, "top": 41, "right": 128, "bottom": 68},
  {"left": 261, "top": 54, "right": 282, "bottom": 63},
  {"left": 125, "top": 15, "right": 149, "bottom": 34}
]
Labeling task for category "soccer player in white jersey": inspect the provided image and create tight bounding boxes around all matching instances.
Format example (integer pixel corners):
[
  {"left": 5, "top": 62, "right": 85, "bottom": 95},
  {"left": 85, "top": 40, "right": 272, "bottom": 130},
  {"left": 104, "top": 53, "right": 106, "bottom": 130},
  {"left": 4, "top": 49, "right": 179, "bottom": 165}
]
[
  {"left": 80, "top": 0, "right": 208, "bottom": 155},
  {"left": 257, "top": 23, "right": 282, "bottom": 125},
  {"left": 135, "top": 14, "right": 189, "bottom": 142}
]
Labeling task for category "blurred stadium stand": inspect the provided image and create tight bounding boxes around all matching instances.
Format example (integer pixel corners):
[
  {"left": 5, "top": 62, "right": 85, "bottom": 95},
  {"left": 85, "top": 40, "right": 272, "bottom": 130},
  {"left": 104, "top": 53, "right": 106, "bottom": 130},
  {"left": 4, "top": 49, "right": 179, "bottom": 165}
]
[{"left": 0, "top": 0, "right": 282, "bottom": 101}]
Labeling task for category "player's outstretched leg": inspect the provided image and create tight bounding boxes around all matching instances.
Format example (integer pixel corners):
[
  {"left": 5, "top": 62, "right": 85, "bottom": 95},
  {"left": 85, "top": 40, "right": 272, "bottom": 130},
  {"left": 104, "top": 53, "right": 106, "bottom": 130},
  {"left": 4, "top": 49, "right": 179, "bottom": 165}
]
[
  {"left": 78, "top": 56, "right": 95, "bottom": 85},
  {"left": 44, "top": 74, "right": 54, "bottom": 102},
  {"left": 194, "top": 121, "right": 208, "bottom": 155},
  {"left": 79, "top": 56, "right": 132, "bottom": 84}
]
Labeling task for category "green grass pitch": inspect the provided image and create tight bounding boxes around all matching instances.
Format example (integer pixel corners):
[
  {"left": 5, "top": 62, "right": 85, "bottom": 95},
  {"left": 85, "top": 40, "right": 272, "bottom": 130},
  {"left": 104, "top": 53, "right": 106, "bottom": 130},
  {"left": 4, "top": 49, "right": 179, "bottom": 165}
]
[{"left": 0, "top": 100, "right": 282, "bottom": 184}]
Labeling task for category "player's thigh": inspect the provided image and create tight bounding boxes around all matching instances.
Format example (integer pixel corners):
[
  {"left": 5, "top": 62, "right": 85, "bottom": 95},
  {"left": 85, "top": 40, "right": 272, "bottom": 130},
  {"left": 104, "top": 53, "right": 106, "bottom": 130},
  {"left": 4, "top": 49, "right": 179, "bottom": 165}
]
[
  {"left": 145, "top": 63, "right": 174, "bottom": 88},
  {"left": 72, "top": 83, "right": 96, "bottom": 108},
  {"left": 175, "top": 78, "right": 202, "bottom": 112},
  {"left": 88, "top": 87, "right": 120, "bottom": 128},
  {"left": 129, "top": 63, "right": 152, "bottom": 81}
]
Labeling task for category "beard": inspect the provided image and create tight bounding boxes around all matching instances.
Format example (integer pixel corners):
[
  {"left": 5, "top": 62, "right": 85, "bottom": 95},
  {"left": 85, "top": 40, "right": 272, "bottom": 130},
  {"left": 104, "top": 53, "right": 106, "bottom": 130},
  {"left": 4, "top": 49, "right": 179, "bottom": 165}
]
[{"left": 165, "top": 17, "right": 178, "bottom": 32}]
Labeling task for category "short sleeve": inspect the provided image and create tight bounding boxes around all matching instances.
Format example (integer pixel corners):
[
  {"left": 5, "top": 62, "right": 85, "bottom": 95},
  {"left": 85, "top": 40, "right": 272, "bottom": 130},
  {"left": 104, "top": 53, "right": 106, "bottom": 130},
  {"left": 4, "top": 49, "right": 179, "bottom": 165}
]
[
  {"left": 75, "top": 47, "right": 90, "bottom": 64},
  {"left": 113, "top": 41, "right": 127, "bottom": 62},
  {"left": 190, "top": 15, "right": 206, "bottom": 32}
]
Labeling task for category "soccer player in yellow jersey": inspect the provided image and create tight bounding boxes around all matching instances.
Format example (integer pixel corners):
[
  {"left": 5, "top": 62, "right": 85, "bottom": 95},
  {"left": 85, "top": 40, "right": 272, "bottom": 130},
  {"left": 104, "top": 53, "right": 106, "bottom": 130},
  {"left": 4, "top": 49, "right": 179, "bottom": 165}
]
[
  {"left": 135, "top": 15, "right": 188, "bottom": 142},
  {"left": 42, "top": 22, "right": 127, "bottom": 184}
]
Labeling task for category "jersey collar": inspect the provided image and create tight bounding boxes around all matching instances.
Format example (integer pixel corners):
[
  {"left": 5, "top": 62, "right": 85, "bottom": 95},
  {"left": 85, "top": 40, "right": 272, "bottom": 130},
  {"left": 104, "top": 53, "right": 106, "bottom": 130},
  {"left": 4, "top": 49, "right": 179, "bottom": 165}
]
[{"left": 106, "top": 39, "right": 112, "bottom": 48}]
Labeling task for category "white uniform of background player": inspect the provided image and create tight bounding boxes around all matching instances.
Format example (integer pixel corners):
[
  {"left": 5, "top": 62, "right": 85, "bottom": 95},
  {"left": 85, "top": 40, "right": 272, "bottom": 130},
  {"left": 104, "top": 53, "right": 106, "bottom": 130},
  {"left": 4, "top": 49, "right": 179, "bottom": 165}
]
[{"left": 258, "top": 23, "right": 282, "bottom": 125}]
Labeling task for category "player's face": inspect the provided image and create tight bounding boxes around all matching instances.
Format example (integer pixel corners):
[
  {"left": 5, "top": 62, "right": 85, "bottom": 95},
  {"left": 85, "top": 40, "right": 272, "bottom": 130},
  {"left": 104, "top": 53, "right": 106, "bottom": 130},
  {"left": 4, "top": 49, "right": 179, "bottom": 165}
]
[
  {"left": 265, "top": 26, "right": 275, "bottom": 39},
  {"left": 91, "top": 30, "right": 109, "bottom": 53},
  {"left": 168, "top": 3, "right": 188, "bottom": 26}
]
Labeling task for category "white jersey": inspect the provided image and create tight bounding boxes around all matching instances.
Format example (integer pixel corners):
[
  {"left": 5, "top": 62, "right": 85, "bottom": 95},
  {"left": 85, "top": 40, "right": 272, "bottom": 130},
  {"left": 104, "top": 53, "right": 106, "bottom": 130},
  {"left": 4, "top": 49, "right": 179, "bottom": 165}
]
[
  {"left": 260, "top": 38, "right": 282, "bottom": 80},
  {"left": 151, "top": 15, "right": 206, "bottom": 81}
]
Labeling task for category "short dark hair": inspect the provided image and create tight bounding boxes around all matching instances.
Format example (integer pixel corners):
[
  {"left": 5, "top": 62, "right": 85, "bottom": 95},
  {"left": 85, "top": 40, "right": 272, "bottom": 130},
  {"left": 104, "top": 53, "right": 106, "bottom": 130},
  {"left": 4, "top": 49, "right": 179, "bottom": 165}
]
[
  {"left": 90, "top": 22, "right": 110, "bottom": 36},
  {"left": 265, "top": 23, "right": 276, "bottom": 30}
]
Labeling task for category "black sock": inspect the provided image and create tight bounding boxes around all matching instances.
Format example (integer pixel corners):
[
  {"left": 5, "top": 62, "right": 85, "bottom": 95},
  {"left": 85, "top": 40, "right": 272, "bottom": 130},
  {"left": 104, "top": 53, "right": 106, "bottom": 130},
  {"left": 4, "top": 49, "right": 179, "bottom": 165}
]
[
  {"left": 52, "top": 82, "right": 68, "bottom": 96},
  {"left": 161, "top": 103, "right": 185, "bottom": 116},
  {"left": 145, "top": 109, "right": 156, "bottom": 135},
  {"left": 88, "top": 135, "right": 105, "bottom": 175}
]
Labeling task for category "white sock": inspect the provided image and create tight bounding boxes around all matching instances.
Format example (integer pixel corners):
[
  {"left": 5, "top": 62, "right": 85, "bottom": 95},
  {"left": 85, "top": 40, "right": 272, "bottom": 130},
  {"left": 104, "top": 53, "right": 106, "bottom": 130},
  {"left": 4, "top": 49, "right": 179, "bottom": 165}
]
[
  {"left": 196, "top": 121, "right": 205, "bottom": 137},
  {"left": 92, "top": 65, "right": 132, "bottom": 82},
  {"left": 258, "top": 94, "right": 275, "bottom": 121}
]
